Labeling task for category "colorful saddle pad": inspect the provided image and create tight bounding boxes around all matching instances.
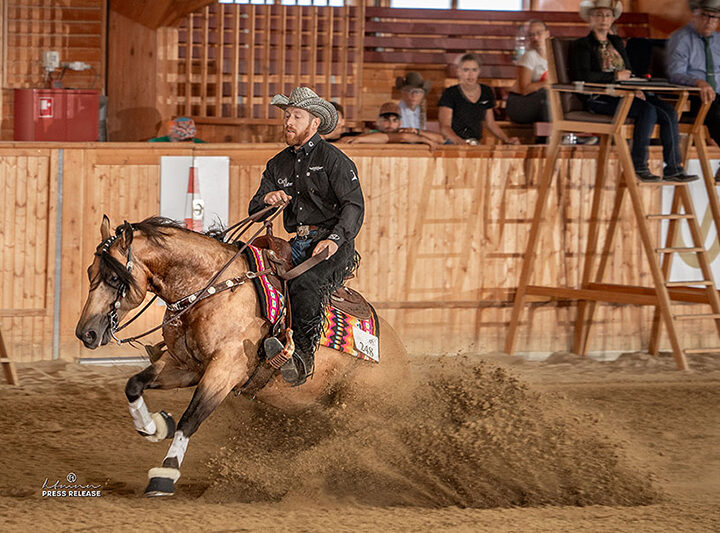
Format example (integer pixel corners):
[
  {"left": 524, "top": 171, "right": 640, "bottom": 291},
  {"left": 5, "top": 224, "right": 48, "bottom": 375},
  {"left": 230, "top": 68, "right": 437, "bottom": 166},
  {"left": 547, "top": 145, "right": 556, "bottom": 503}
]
[
  {"left": 319, "top": 304, "right": 380, "bottom": 363},
  {"left": 242, "top": 244, "right": 285, "bottom": 326}
]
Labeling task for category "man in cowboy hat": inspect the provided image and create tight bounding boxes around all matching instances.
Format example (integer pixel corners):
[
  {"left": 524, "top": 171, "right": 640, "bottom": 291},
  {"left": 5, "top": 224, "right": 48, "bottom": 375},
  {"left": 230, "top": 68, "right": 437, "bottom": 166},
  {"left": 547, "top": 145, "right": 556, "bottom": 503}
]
[
  {"left": 667, "top": 0, "right": 720, "bottom": 149},
  {"left": 248, "top": 87, "right": 364, "bottom": 385}
]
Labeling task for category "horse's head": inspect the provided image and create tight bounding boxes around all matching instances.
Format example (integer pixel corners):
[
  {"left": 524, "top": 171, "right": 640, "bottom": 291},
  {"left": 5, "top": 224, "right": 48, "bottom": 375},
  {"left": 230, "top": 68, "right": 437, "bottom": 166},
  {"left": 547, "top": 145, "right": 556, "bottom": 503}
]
[{"left": 75, "top": 216, "right": 150, "bottom": 349}]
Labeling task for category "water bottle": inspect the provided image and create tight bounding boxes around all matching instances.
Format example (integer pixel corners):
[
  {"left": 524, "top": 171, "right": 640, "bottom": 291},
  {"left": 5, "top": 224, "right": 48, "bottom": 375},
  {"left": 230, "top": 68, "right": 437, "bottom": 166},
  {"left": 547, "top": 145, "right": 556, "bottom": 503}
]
[{"left": 514, "top": 30, "right": 526, "bottom": 64}]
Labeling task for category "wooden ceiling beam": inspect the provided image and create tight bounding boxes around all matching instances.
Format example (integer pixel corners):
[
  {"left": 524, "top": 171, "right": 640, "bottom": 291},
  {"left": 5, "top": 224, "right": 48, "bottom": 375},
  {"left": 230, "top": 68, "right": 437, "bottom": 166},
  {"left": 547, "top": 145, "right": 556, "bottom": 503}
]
[{"left": 109, "top": 0, "right": 216, "bottom": 29}]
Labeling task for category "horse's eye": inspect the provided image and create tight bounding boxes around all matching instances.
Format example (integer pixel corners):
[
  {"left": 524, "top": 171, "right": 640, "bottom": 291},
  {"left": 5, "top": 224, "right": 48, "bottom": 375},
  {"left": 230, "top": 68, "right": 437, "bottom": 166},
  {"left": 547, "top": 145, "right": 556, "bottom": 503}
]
[{"left": 109, "top": 274, "right": 119, "bottom": 284}]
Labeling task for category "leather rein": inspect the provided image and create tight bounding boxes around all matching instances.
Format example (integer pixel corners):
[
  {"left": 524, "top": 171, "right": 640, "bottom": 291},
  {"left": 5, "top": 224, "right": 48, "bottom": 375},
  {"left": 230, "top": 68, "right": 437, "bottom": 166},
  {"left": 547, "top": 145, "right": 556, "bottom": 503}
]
[{"left": 99, "top": 204, "right": 327, "bottom": 346}]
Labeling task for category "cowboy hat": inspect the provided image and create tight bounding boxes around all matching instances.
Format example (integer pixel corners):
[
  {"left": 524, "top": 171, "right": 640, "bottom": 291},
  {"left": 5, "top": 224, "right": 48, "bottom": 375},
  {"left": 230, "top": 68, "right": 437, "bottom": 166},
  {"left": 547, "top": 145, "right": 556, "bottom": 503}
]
[
  {"left": 395, "top": 72, "right": 432, "bottom": 93},
  {"left": 270, "top": 87, "right": 338, "bottom": 135},
  {"left": 579, "top": 0, "right": 623, "bottom": 22},
  {"left": 690, "top": 0, "right": 720, "bottom": 12}
]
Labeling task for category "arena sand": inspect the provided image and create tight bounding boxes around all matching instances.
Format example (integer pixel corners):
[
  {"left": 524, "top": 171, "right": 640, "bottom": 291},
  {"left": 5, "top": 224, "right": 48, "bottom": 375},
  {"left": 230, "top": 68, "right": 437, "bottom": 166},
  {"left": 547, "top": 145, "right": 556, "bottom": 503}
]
[{"left": 0, "top": 351, "right": 718, "bottom": 532}]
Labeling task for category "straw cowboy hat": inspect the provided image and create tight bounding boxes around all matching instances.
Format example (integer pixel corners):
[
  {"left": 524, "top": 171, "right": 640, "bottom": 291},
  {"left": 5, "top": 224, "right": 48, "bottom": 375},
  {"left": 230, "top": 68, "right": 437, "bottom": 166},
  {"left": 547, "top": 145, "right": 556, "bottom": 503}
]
[
  {"left": 690, "top": 0, "right": 720, "bottom": 12},
  {"left": 579, "top": 0, "right": 623, "bottom": 22},
  {"left": 395, "top": 71, "right": 432, "bottom": 93},
  {"left": 270, "top": 87, "right": 338, "bottom": 135}
]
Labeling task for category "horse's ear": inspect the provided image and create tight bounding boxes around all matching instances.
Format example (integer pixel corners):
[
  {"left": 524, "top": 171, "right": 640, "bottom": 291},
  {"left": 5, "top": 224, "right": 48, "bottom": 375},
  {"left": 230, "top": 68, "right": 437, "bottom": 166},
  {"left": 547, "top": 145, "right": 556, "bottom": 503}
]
[
  {"left": 120, "top": 220, "right": 134, "bottom": 249},
  {"left": 100, "top": 215, "right": 111, "bottom": 240}
]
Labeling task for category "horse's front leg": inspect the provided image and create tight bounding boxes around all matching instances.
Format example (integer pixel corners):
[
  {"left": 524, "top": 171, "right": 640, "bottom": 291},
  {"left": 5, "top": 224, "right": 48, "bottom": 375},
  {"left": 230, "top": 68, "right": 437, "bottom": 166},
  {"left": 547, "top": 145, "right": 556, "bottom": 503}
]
[
  {"left": 125, "top": 353, "right": 200, "bottom": 443},
  {"left": 144, "top": 356, "right": 246, "bottom": 497}
]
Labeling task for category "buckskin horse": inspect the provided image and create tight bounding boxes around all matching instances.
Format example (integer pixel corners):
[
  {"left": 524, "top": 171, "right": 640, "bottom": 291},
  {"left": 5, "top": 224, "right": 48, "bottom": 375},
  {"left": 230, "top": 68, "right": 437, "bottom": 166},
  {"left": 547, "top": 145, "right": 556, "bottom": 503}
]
[{"left": 75, "top": 216, "right": 407, "bottom": 497}]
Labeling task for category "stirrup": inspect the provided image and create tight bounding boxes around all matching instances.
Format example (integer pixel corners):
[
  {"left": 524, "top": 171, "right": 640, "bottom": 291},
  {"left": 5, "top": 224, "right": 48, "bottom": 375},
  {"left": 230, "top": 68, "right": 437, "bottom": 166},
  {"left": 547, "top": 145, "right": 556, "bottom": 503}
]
[
  {"left": 263, "top": 336, "right": 284, "bottom": 359},
  {"left": 280, "top": 353, "right": 310, "bottom": 386}
]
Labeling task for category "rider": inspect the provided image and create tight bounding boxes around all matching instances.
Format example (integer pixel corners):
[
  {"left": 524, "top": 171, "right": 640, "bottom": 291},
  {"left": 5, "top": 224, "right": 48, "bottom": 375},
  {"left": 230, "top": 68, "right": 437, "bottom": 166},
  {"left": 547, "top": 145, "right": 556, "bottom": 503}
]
[{"left": 248, "top": 87, "right": 364, "bottom": 385}]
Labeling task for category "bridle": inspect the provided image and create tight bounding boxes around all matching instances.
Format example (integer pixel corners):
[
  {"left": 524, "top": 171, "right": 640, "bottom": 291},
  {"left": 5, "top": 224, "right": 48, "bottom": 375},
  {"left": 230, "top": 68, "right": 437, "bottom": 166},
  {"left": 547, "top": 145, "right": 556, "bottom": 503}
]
[
  {"left": 96, "top": 204, "right": 289, "bottom": 345},
  {"left": 95, "top": 229, "right": 138, "bottom": 343}
]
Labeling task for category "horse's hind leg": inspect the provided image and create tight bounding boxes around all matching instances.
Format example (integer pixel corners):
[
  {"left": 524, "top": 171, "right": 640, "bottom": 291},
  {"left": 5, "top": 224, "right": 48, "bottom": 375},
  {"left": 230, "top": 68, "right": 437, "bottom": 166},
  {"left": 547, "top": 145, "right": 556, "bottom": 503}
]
[
  {"left": 125, "top": 353, "right": 199, "bottom": 443},
  {"left": 145, "top": 357, "right": 245, "bottom": 497}
]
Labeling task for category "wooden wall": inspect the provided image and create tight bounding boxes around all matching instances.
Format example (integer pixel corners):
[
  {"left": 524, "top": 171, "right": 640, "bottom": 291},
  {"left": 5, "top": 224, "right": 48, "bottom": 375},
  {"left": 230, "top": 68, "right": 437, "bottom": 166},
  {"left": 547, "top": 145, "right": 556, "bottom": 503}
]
[
  {"left": 1, "top": 0, "right": 107, "bottom": 139},
  {"left": 1, "top": 143, "right": 718, "bottom": 362}
]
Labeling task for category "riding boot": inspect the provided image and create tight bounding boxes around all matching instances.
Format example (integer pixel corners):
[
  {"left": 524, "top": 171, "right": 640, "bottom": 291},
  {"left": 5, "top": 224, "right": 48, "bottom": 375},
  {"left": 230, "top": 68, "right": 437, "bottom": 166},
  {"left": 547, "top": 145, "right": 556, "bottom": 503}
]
[{"left": 280, "top": 333, "right": 315, "bottom": 386}]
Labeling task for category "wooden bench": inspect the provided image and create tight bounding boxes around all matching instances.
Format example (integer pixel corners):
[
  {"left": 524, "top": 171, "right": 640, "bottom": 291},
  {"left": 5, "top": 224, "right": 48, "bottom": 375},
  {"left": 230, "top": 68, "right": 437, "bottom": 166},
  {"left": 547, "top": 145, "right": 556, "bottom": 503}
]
[{"left": 361, "top": 7, "right": 651, "bottom": 131}]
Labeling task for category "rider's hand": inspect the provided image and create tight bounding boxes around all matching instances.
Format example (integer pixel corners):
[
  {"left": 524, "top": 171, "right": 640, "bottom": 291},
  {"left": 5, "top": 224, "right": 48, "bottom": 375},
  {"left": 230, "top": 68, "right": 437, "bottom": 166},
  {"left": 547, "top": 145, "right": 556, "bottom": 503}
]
[
  {"left": 264, "top": 190, "right": 291, "bottom": 206},
  {"left": 313, "top": 240, "right": 338, "bottom": 259}
]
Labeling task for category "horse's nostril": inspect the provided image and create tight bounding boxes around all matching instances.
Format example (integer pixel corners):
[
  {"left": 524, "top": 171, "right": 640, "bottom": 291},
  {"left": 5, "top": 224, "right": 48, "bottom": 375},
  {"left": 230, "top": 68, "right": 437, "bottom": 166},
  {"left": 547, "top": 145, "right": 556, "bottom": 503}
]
[{"left": 85, "top": 330, "right": 97, "bottom": 342}]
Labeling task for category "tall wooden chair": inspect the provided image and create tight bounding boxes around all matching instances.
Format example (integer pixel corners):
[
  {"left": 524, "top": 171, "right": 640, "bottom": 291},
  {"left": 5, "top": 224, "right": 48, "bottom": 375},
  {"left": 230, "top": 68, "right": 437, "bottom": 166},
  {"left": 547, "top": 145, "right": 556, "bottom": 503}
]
[{"left": 505, "top": 37, "right": 720, "bottom": 370}]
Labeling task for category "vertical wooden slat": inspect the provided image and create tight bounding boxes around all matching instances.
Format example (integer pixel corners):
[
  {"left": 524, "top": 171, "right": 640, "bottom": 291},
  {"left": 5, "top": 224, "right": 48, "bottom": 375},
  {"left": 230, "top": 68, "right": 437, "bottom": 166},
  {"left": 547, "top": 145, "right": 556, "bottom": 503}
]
[
  {"left": 232, "top": 7, "right": 240, "bottom": 119},
  {"left": 324, "top": 7, "right": 334, "bottom": 98},
  {"left": 294, "top": 6, "right": 302, "bottom": 89},
  {"left": 340, "top": 4, "right": 349, "bottom": 111},
  {"left": 201, "top": 6, "right": 210, "bottom": 116},
  {"left": 185, "top": 13, "right": 194, "bottom": 116},
  {"left": 248, "top": 6, "right": 256, "bottom": 118},
  {"left": 279, "top": 6, "right": 287, "bottom": 97},
  {"left": 262, "top": 4, "right": 271, "bottom": 120},
  {"left": 310, "top": 7, "right": 318, "bottom": 90},
  {"left": 354, "top": 3, "right": 365, "bottom": 123},
  {"left": 216, "top": 3, "right": 225, "bottom": 118}
]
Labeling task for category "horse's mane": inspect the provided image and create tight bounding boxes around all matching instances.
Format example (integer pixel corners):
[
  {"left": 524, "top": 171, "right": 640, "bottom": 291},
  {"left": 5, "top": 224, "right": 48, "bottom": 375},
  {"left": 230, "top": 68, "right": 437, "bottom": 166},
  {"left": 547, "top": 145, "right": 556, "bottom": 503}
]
[{"left": 93, "top": 217, "right": 191, "bottom": 291}]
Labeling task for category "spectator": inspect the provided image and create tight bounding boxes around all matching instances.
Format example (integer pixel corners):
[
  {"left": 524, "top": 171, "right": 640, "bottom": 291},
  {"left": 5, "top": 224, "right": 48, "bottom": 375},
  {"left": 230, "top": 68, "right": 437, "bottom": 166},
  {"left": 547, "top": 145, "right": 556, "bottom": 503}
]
[
  {"left": 395, "top": 72, "right": 431, "bottom": 129},
  {"left": 149, "top": 117, "right": 205, "bottom": 143},
  {"left": 506, "top": 20, "right": 550, "bottom": 124},
  {"left": 438, "top": 53, "right": 520, "bottom": 145},
  {"left": 340, "top": 102, "right": 444, "bottom": 149},
  {"left": 322, "top": 102, "right": 358, "bottom": 143},
  {"left": 570, "top": 0, "right": 696, "bottom": 182},
  {"left": 667, "top": 0, "right": 720, "bottom": 147}
]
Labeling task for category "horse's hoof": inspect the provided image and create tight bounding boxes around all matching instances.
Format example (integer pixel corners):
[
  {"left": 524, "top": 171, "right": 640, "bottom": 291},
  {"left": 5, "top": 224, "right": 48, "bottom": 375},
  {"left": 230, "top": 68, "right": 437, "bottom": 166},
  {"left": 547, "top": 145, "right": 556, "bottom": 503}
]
[
  {"left": 140, "top": 411, "right": 176, "bottom": 443},
  {"left": 144, "top": 467, "right": 180, "bottom": 497}
]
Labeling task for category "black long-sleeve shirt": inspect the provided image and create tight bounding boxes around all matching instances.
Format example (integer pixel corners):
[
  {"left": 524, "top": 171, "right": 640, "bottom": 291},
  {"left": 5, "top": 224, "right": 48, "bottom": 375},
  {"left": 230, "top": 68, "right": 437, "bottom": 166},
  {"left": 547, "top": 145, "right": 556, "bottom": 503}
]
[
  {"left": 569, "top": 32, "right": 633, "bottom": 84},
  {"left": 248, "top": 133, "right": 364, "bottom": 247}
]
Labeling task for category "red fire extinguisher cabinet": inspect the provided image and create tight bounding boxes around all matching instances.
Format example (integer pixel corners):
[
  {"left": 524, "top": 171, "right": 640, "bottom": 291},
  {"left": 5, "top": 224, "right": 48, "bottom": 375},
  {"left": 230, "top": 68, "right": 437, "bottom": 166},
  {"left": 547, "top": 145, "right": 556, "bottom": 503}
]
[{"left": 14, "top": 89, "right": 99, "bottom": 141}]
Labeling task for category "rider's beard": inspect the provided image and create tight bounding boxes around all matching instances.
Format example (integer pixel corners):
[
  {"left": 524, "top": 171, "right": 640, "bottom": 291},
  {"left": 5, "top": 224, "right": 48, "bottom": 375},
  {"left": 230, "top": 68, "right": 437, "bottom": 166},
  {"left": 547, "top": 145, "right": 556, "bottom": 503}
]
[{"left": 284, "top": 123, "right": 312, "bottom": 147}]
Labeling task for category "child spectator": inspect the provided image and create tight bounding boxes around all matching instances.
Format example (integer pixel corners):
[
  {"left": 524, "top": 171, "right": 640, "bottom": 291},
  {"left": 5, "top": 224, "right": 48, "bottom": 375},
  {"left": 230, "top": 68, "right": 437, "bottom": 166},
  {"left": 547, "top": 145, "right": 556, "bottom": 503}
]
[{"left": 395, "top": 72, "right": 431, "bottom": 129}]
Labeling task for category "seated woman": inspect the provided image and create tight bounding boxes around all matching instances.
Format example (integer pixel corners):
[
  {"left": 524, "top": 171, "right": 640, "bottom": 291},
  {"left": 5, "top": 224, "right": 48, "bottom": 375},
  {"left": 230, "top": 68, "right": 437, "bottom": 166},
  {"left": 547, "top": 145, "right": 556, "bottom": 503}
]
[
  {"left": 506, "top": 20, "right": 550, "bottom": 125},
  {"left": 439, "top": 53, "right": 520, "bottom": 145},
  {"left": 395, "top": 71, "right": 431, "bottom": 130},
  {"left": 570, "top": 0, "right": 696, "bottom": 182}
]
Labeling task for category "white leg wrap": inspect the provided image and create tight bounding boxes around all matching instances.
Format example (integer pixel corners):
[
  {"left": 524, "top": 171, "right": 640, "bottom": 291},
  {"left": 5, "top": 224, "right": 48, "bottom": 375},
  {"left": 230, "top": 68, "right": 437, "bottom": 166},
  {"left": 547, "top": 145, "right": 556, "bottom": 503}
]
[
  {"left": 128, "top": 397, "right": 157, "bottom": 435},
  {"left": 148, "top": 467, "right": 181, "bottom": 483},
  {"left": 164, "top": 431, "right": 189, "bottom": 467}
]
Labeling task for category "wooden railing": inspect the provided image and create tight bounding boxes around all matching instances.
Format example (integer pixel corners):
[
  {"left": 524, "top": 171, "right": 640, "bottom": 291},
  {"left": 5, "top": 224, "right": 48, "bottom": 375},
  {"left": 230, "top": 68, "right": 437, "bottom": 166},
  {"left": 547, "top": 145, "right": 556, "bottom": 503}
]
[
  {"left": 173, "top": 4, "right": 364, "bottom": 123},
  {"left": 2, "top": 142, "right": 716, "bottom": 362}
]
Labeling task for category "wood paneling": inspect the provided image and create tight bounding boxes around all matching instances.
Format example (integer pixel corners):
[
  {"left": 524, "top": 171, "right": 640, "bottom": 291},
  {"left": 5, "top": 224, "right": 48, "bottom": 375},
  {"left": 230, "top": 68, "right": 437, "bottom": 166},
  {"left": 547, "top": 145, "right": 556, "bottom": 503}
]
[
  {"left": 172, "top": 4, "right": 364, "bottom": 124},
  {"left": 2, "top": 142, "right": 718, "bottom": 360},
  {"left": 0, "top": 147, "right": 57, "bottom": 361}
]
